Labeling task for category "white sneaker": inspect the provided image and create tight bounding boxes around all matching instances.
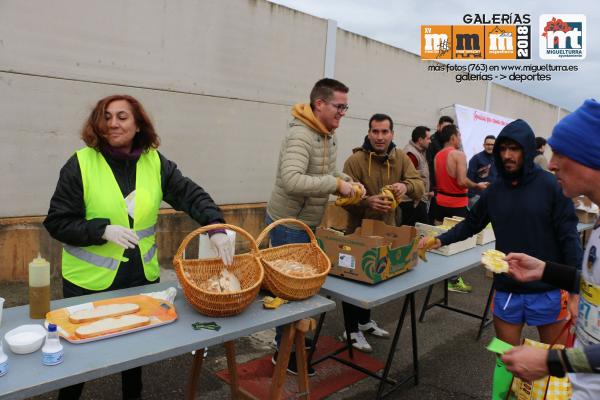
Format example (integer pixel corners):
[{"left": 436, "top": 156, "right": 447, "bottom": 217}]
[
  {"left": 358, "top": 320, "right": 390, "bottom": 338},
  {"left": 342, "top": 330, "right": 373, "bottom": 352}
]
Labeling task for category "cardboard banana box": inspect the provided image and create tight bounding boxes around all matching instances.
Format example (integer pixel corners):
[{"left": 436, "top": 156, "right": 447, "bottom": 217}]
[{"left": 316, "top": 219, "right": 418, "bottom": 284}]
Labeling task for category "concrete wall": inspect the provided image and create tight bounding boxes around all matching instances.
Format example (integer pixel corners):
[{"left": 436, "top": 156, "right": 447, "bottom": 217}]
[
  {"left": 334, "top": 29, "right": 489, "bottom": 155},
  {"left": 0, "top": 0, "right": 566, "bottom": 218},
  {"left": 0, "top": 0, "right": 326, "bottom": 216},
  {"left": 0, "top": 0, "right": 567, "bottom": 280},
  {"left": 489, "top": 85, "right": 558, "bottom": 138}
]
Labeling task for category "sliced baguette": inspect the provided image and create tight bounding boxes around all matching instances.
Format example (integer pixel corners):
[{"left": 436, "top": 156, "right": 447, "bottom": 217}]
[
  {"left": 75, "top": 315, "right": 151, "bottom": 339},
  {"left": 69, "top": 303, "right": 140, "bottom": 324}
]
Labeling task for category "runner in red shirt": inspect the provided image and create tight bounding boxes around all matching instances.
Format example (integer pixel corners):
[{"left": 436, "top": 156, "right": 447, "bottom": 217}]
[
  {"left": 434, "top": 124, "right": 488, "bottom": 292},
  {"left": 434, "top": 124, "right": 488, "bottom": 222}
]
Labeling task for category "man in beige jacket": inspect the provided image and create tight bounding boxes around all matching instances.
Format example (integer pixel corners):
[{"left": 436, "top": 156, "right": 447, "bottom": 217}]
[
  {"left": 342, "top": 114, "right": 425, "bottom": 232},
  {"left": 266, "top": 78, "right": 358, "bottom": 376},
  {"left": 266, "top": 78, "right": 356, "bottom": 229},
  {"left": 340, "top": 113, "right": 424, "bottom": 352}
]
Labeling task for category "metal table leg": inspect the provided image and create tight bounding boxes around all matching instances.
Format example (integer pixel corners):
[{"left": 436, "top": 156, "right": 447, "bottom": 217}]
[
  {"left": 375, "top": 293, "right": 418, "bottom": 399},
  {"left": 476, "top": 284, "right": 495, "bottom": 341},
  {"left": 309, "top": 295, "right": 419, "bottom": 398},
  {"left": 419, "top": 279, "right": 494, "bottom": 340}
]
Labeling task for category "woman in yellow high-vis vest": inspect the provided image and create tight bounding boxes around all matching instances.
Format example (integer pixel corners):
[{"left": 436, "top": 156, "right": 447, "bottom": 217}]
[{"left": 44, "top": 94, "right": 233, "bottom": 400}]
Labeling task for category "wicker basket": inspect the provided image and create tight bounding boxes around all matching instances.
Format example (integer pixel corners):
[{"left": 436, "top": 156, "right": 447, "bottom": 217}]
[
  {"left": 256, "top": 218, "right": 331, "bottom": 301},
  {"left": 173, "top": 224, "right": 263, "bottom": 317}
]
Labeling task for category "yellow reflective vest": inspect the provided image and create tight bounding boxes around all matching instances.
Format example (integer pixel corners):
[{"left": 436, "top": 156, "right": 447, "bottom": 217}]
[{"left": 61, "top": 147, "right": 162, "bottom": 290}]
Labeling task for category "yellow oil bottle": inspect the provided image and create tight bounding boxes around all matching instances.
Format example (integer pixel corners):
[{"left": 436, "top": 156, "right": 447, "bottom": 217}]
[{"left": 29, "top": 254, "right": 50, "bottom": 319}]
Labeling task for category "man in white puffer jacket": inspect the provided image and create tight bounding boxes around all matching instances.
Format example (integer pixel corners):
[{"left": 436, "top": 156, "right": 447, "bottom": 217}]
[
  {"left": 266, "top": 78, "right": 359, "bottom": 376},
  {"left": 267, "top": 78, "right": 356, "bottom": 228}
]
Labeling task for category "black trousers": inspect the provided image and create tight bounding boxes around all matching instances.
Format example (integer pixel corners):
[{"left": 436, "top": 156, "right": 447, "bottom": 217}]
[
  {"left": 342, "top": 302, "right": 371, "bottom": 332},
  {"left": 427, "top": 196, "right": 437, "bottom": 224},
  {"left": 398, "top": 201, "right": 429, "bottom": 226},
  {"left": 58, "top": 276, "right": 157, "bottom": 400}
]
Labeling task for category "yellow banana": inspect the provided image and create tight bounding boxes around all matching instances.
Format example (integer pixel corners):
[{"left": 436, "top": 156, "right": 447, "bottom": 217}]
[
  {"left": 381, "top": 186, "right": 398, "bottom": 210},
  {"left": 335, "top": 183, "right": 365, "bottom": 206},
  {"left": 418, "top": 236, "right": 437, "bottom": 262},
  {"left": 263, "top": 296, "right": 289, "bottom": 309}
]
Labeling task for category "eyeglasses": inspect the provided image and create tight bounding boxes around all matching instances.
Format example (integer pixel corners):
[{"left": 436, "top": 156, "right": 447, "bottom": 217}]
[{"left": 327, "top": 102, "right": 349, "bottom": 113}]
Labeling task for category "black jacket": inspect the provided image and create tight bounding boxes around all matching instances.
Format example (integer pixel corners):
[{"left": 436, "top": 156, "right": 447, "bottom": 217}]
[
  {"left": 44, "top": 148, "right": 225, "bottom": 290},
  {"left": 467, "top": 150, "right": 498, "bottom": 197},
  {"left": 426, "top": 132, "right": 443, "bottom": 191},
  {"left": 438, "top": 119, "right": 583, "bottom": 293}
]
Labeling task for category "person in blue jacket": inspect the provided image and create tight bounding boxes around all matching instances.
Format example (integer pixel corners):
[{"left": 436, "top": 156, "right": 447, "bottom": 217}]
[
  {"left": 419, "top": 118, "right": 583, "bottom": 395},
  {"left": 467, "top": 134, "right": 497, "bottom": 207},
  {"left": 502, "top": 99, "right": 600, "bottom": 399},
  {"left": 419, "top": 118, "right": 582, "bottom": 345}
]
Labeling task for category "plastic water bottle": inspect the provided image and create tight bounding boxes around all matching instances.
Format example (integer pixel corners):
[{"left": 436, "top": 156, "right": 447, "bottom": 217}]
[
  {"left": 0, "top": 339, "right": 7, "bottom": 376},
  {"left": 42, "top": 324, "right": 63, "bottom": 366}
]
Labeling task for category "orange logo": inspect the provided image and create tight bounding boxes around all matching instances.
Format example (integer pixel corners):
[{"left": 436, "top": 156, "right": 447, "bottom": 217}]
[
  {"left": 421, "top": 25, "right": 452, "bottom": 60},
  {"left": 485, "top": 25, "right": 517, "bottom": 59},
  {"left": 421, "top": 25, "right": 530, "bottom": 60},
  {"left": 453, "top": 25, "right": 484, "bottom": 59}
]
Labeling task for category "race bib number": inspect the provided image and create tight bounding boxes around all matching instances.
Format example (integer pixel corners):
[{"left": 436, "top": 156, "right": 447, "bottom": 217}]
[{"left": 577, "top": 279, "right": 600, "bottom": 345}]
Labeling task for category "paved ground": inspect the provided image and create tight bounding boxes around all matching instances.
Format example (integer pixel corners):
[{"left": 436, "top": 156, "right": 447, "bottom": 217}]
[{"left": 1, "top": 266, "right": 538, "bottom": 400}]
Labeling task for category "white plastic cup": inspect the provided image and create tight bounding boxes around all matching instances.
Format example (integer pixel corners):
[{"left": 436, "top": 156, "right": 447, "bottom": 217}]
[{"left": 0, "top": 297, "right": 4, "bottom": 327}]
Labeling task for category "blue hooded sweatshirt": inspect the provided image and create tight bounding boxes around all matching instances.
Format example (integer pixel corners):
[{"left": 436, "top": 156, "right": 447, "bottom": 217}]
[
  {"left": 438, "top": 119, "right": 582, "bottom": 293},
  {"left": 467, "top": 150, "right": 497, "bottom": 197}
]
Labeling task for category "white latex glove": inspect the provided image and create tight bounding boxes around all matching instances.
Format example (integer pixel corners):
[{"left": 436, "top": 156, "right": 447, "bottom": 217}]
[
  {"left": 210, "top": 233, "right": 234, "bottom": 266},
  {"left": 102, "top": 225, "right": 139, "bottom": 249}
]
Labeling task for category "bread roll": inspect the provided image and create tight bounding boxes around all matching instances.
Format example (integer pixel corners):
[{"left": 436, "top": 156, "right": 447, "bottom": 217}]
[
  {"left": 200, "top": 269, "right": 242, "bottom": 293},
  {"left": 69, "top": 303, "right": 140, "bottom": 324},
  {"left": 75, "top": 315, "right": 151, "bottom": 338},
  {"left": 270, "top": 259, "right": 318, "bottom": 277}
]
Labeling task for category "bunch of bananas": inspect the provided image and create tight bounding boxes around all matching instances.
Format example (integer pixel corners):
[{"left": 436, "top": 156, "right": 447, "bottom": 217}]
[
  {"left": 335, "top": 183, "right": 365, "bottom": 206},
  {"left": 418, "top": 236, "right": 438, "bottom": 262},
  {"left": 381, "top": 185, "right": 398, "bottom": 210}
]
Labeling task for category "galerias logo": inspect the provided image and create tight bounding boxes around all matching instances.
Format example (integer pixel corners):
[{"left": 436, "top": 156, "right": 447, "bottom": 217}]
[{"left": 421, "top": 24, "right": 530, "bottom": 60}]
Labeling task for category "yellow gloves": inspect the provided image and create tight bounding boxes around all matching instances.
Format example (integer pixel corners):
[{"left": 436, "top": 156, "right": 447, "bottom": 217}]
[
  {"left": 418, "top": 236, "right": 438, "bottom": 262},
  {"left": 335, "top": 183, "right": 365, "bottom": 206}
]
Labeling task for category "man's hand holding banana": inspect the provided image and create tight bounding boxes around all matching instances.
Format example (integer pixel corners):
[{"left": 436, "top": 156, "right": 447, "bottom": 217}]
[
  {"left": 335, "top": 181, "right": 367, "bottom": 206},
  {"left": 417, "top": 236, "right": 441, "bottom": 261}
]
